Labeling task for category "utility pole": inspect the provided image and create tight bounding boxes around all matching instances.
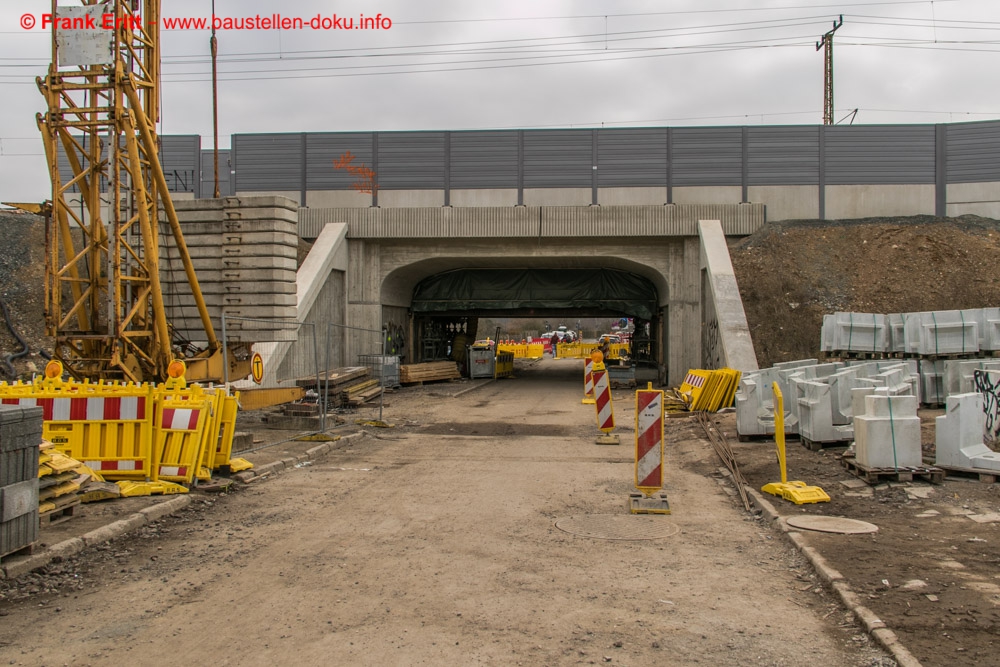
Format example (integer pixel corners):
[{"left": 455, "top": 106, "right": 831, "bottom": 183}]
[
  {"left": 816, "top": 15, "right": 844, "bottom": 126},
  {"left": 211, "top": 0, "right": 221, "bottom": 197}
]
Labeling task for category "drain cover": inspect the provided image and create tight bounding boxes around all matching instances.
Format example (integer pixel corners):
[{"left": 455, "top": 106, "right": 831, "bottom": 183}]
[
  {"left": 555, "top": 514, "right": 680, "bottom": 541},
  {"left": 785, "top": 515, "right": 879, "bottom": 534}
]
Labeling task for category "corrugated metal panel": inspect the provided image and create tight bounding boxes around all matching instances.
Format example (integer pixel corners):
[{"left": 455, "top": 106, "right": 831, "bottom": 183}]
[
  {"left": 946, "top": 120, "right": 1000, "bottom": 183},
  {"left": 56, "top": 135, "right": 199, "bottom": 195},
  {"left": 597, "top": 128, "right": 667, "bottom": 187},
  {"left": 200, "top": 149, "right": 234, "bottom": 197},
  {"left": 825, "top": 125, "right": 935, "bottom": 184},
  {"left": 672, "top": 127, "right": 743, "bottom": 186},
  {"left": 523, "top": 130, "right": 592, "bottom": 188},
  {"left": 450, "top": 131, "right": 519, "bottom": 189},
  {"left": 299, "top": 204, "right": 763, "bottom": 239},
  {"left": 160, "top": 135, "right": 201, "bottom": 195},
  {"left": 233, "top": 133, "right": 302, "bottom": 191},
  {"left": 377, "top": 132, "right": 446, "bottom": 190},
  {"left": 306, "top": 133, "right": 374, "bottom": 190},
  {"left": 747, "top": 126, "right": 819, "bottom": 185}
]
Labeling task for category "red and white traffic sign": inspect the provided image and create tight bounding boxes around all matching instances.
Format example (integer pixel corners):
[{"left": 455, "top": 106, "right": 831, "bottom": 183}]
[
  {"left": 592, "top": 367, "right": 615, "bottom": 432},
  {"left": 634, "top": 386, "right": 665, "bottom": 493},
  {"left": 582, "top": 357, "right": 595, "bottom": 404}
]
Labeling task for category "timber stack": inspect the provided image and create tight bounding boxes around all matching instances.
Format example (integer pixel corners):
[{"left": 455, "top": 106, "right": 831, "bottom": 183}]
[{"left": 400, "top": 361, "right": 462, "bottom": 385}]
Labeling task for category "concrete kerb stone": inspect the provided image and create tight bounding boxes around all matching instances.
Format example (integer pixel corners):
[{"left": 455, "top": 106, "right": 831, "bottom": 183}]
[
  {"left": 1, "top": 496, "right": 194, "bottom": 580},
  {"left": 232, "top": 431, "right": 366, "bottom": 484},
  {"left": 452, "top": 379, "right": 495, "bottom": 398},
  {"left": 742, "top": 483, "right": 924, "bottom": 667}
]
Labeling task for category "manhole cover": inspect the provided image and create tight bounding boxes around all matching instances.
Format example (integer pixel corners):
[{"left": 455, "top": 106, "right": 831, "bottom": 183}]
[
  {"left": 785, "top": 515, "right": 879, "bottom": 535},
  {"left": 555, "top": 514, "right": 680, "bottom": 541}
]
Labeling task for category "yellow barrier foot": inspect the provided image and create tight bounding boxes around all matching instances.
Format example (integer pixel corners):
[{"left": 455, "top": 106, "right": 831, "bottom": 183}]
[
  {"left": 116, "top": 480, "right": 190, "bottom": 497},
  {"left": 595, "top": 433, "right": 620, "bottom": 446},
  {"left": 226, "top": 458, "right": 254, "bottom": 473},
  {"left": 79, "top": 482, "right": 121, "bottom": 503},
  {"left": 628, "top": 492, "right": 672, "bottom": 515},
  {"left": 761, "top": 481, "right": 831, "bottom": 505},
  {"left": 582, "top": 397, "right": 596, "bottom": 405},
  {"left": 196, "top": 478, "right": 235, "bottom": 494}
]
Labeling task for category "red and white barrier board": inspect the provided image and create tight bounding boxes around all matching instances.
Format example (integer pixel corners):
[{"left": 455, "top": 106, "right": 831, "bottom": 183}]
[
  {"left": 582, "top": 358, "right": 595, "bottom": 404},
  {"left": 592, "top": 368, "right": 615, "bottom": 432},
  {"left": 634, "top": 387, "right": 665, "bottom": 493}
]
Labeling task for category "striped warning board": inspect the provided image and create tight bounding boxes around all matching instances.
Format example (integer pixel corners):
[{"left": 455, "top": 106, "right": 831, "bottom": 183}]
[
  {"left": 634, "top": 386, "right": 665, "bottom": 494},
  {"left": 592, "top": 368, "right": 615, "bottom": 433},
  {"left": 582, "top": 358, "right": 596, "bottom": 405}
]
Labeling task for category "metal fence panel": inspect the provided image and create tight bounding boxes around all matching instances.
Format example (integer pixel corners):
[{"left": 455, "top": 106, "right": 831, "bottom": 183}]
[
  {"left": 307, "top": 132, "right": 375, "bottom": 190},
  {"left": 747, "top": 126, "right": 819, "bottom": 185},
  {"left": 947, "top": 120, "right": 1000, "bottom": 184},
  {"left": 233, "top": 133, "right": 303, "bottom": 191},
  {"left": 825, "top": 125, "right": 936, "bottom": 184},
  {"left": 671, "top": 127, "right": 743, "bottom": 186},
  {"left": 597, "top": 128, "right": 668, "bottom": 187},
  {"left": 449, "top": 131, "right": 519, "bottom": 189},
  {"left": 523, "top": 129, "right": 593, "bottom": 188},
  {"left": 377, "top": 132, "right": 447, "bottom": 189}
]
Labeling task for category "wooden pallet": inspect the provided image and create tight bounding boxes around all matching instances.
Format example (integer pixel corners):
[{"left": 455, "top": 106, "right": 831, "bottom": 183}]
[
  {"left": 801, "top": 436, "right": 852, "bottom": 452},
  {"left": 400, "top": 361, "right": 461, "bottom": 384},
  {"left": 39, "top": 499, "right": 81, "bottom": 526},
  {"left": 0, "top": 541, "right": 38, "bottom": 563},
  {"left": 840, "top": 456, "right": 945, "bottom": 484},
  {"left": 933, "top": 463, "right": 1000, "bottom": 483}
]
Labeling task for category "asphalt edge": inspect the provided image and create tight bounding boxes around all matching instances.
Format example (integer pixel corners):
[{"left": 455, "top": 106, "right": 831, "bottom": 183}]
[
  {"left": 1, "top": 431, "right": 368, "bottom": 580},
  {"left": 734, "top": 472, "right": 923, "bottom": 667}
]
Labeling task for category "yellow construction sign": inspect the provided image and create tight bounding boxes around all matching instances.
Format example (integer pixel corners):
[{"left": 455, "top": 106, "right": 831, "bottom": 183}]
[
  {"left": 761, "top": 383, "right": 830, "bottom": 505},
  {"left": 679, "top": 368, "right": 741, "bottom": 412}
]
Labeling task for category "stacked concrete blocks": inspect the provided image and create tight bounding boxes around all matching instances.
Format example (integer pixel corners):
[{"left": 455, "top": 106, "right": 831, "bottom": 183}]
[
  {"left": 0, "top": 406, "right": 42, "bottom": 560},
  {"left": 821, "top": 312, "right": 888, "bottom": 355},
  {"left": 934, "top": 393, "right": 1000, "bottom": 472},
  {"left": 854, "top": 394, "right": 922, "bottom": 469},
  {"left": 161, "top": 196, "right": 299, "bottom": 343},
  {"left": 902, "top": 310, "right": 979, "bottom": 357}
]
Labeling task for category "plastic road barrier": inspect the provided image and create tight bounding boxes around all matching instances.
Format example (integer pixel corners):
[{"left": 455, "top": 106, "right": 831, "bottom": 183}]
[
  {"left": 593, "top": 363, "right": 615, "bottom": 432},
  {"left": 634, "top": 384, "right": 665, "bottom": 494},
  {"left": 154, "top": 392, "right": 214, "bottom": 484},
  {"left": 582, "top": 358, "right": 596, "bottom": 404},
  {"left": 1, "top": 381, "right": 155, "bottom": 481}
]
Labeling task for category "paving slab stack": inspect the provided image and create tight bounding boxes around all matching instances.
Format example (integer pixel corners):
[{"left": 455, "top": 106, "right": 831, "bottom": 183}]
[
  {"left": 161, "top": 196, "right": 299, "bottom": 343},
  {"left": 0, "top": 405, "right": 42, "bottom": 560}
]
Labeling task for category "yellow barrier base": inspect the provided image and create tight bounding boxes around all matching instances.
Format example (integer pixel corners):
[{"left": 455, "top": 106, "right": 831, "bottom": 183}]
[
  {"left": 79, "top": 482, "right": 121, "bottom": 503},
  {"left": 628, "top": 492, "right": 672, "bottom": 515},
  {"left": 582, "top": 397, "right": 595, "bottom": 405},
  {"left": 227, "top": 458, "right": 254, "bottom": 473},
  {"left": 595, "top": 433, "right": 620, "bottom": 446},
  {"left": 116, "top": 480, "right": 190, "bottom": 497},
  {"left": 761, "top": 480, "right": 830, "bottom": 505}
]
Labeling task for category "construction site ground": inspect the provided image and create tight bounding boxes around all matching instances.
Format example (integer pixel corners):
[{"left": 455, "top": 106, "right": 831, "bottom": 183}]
[{"left": 3, "top": 358, "right": 998, "bottom": 666}]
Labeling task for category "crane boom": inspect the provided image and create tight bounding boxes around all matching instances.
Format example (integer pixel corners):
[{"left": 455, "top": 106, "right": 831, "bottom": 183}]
[{"left": 36, "top": 0, "right": 225, "bottom": 383}]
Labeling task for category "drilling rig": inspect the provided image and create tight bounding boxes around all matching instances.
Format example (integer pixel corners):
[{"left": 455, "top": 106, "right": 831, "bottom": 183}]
[{"left": 25, "top": 0, "right": 249, "bottom": 383}]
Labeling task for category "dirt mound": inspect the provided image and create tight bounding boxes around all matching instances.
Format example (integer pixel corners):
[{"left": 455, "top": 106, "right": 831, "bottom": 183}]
[
  {"left": 0, "top": 210, "right": 48, "bottom": 379},
  {"left": 730, "top": 215, "right": 1000, "bottom": 368}
]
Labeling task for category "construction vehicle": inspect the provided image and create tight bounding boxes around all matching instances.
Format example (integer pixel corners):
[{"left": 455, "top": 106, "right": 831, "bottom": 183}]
[{"left": 6, "top": 0, "right": 249, "bottom": 384}]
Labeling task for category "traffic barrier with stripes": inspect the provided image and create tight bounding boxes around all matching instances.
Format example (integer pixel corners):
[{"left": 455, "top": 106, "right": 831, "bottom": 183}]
[
  {"left": 549, "top": 342, "right": 631, "bottom": 360},
  {"left": 0, "top": 359, "right": 248, "bottom": 488},
  {"left": 680, "top": 368, "right": 742, "bottom": 412},
  {"left": 1, "top": 376, "right": 156, "bottom": 481},
  {"left": 634, "top": 384, "right": 665, "bottom": 494},
  {"left": 582, "top": 357, "right": 596, "bottom": 404},
  {"left": 593, "top": 363, "right": 615, "bottom": 432},
  {"left": 154, "top": 389, "right": 214, "bottom": 484}
]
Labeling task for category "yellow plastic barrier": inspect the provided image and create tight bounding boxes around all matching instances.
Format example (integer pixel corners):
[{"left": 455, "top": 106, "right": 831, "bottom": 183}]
[
  {"left": 495, "top": 351, "right": 515, "bottom": 379},
  {"left": 154, "top": 389, "right": 214, "bottom": 484},
  {"left": 680, "top": 368, "right": 742, "bottom": 412},
  {"left": 1, "top": 376, "right": 156, "bottom": 481},
  {"left": 526, "top": 343, "right": 544, "bottom": 359}
]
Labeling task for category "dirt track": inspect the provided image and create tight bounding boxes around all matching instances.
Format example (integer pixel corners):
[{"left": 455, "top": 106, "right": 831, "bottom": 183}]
[{"left": 0, "top": 359, "right": 899, "bottom": 666}]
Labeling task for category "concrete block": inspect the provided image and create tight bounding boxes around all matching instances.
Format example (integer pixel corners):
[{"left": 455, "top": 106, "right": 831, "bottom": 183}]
[
  {"left": 855, "top": 395, "right": 922, "bottom": 469},
  {"left": 735, "top": 378, "right": 775, "bottom": 437},
  {"left": 919, "top": 360, "right": 946, "bottom": 405},
  {"left": 798, "top": 381, "right": 853, "bottom": 443},
  {"left": 904, "top": 310, "right": 979, "bottom": 356},
  {"left": 829, "top": 368, "right": 862, "bottom": 424},
  {"left": 887, "top": 314, "right": 906, "bottom": 353},
  {"left": 935, "top": 393, "right": 1000, "bottom": 471},
  {"left": 944, "top": 359, "right": 1000, "bottom": 396},
  {"left": 821, "top": 314, "right": 834, "bottom": 352},
  {"left": 829, "top": 312, "right": 887, "bottom": 353}
]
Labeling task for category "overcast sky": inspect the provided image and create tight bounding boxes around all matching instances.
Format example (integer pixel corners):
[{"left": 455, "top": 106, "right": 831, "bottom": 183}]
[{"left": 2, "top": 0, "right": 999, "bottom": 203}]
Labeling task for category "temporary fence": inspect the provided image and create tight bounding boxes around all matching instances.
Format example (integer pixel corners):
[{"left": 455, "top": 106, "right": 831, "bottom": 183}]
[
  {"left": 550, "top": 342, "right": 631, "bottom": 360},
  {"left": 0, "top": 360, "right": 246, "bottom": 494}
]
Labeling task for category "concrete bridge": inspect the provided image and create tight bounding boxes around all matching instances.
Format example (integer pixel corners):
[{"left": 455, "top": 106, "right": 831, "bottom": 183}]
[{"left": 167, "top": 200, "right": 761, "bottom": 388}]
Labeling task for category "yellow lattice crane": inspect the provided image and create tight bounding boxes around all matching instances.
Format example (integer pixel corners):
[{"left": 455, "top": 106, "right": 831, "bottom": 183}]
[{"left": 24, "top": 0, "right": 248, "bottom": 383}]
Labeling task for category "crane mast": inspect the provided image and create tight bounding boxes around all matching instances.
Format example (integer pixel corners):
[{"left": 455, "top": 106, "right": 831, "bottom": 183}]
[{"left": 36, "top": 0, "right": 224, "bottom": 383}]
